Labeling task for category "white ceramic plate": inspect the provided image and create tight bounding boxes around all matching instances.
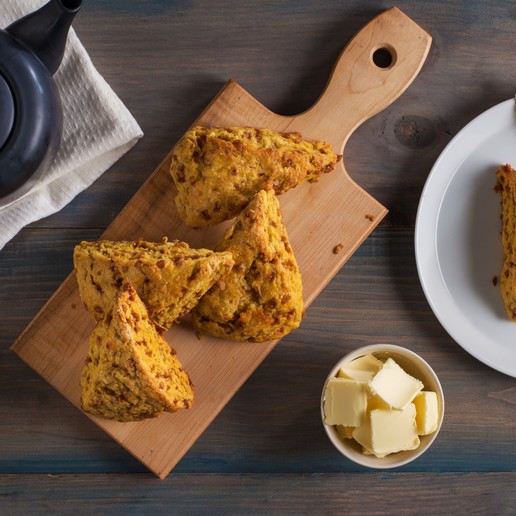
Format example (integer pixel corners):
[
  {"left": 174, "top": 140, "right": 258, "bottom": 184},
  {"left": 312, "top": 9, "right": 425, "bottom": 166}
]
[{"left": 415, "top": 98, "right": 516, "bottom": 378}]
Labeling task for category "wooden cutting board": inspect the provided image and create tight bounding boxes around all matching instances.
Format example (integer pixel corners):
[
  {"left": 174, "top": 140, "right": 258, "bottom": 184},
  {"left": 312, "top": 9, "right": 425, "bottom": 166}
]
[{"left": 11, "top": 7, "right": 431, "bottom": 479}]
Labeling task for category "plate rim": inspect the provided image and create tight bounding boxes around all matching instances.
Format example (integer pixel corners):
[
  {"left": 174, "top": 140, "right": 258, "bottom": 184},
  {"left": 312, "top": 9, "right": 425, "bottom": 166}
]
[{"left": 415, "top": 97, "right": 516, "bottom": 378}]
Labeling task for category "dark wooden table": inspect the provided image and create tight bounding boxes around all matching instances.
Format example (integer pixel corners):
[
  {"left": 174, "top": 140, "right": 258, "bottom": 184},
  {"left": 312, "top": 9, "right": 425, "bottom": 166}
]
[{"left": 1, "top": 1, "right": 515, "bottom": 513}]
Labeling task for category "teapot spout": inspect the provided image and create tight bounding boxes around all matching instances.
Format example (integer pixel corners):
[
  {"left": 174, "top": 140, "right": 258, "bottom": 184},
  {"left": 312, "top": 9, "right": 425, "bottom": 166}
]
[{"left": 6, "top": 0, "right": 82, "bottom": 75}]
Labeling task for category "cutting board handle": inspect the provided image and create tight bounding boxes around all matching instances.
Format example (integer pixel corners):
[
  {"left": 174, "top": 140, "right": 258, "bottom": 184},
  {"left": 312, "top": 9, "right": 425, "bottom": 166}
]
[{"left": 294, "top": 7, "right": 431, "bottom": 152}]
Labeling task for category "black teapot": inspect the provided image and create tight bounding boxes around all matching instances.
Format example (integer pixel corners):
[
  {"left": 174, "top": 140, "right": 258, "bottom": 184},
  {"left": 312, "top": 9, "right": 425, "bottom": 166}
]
[{"left": 0, "top": 0, "right": 82, "bottom": 201}]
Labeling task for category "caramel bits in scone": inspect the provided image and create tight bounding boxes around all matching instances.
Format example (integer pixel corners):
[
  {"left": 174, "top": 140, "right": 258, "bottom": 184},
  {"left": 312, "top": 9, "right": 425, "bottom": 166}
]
[
  {"left": 192, "top": 189, "right": 304, "bottom": 342},
  {"left": 496, "top": 163, "right": 516, "bottom": 321},
  {"left": 170, "top": 126, "right": 341, "bottom": 227},
  {"left": 80, "top": 283, "right": 194, "bottom": 422},
  {"left": 74, "top": 238, "right": 234, "bottom": 331}
]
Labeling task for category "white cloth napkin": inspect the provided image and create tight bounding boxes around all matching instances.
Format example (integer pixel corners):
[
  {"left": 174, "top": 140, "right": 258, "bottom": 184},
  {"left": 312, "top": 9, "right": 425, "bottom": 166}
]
[{"left": 0, "top": 0, "right": 143, "bottom": 250}]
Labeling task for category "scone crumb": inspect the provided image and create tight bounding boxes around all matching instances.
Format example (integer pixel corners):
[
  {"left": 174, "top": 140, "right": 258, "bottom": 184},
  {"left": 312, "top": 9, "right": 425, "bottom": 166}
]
[
  {"left": 333, "top": 244, "right": 344, "bottom": 255},
  {"left": 365, "top": 213, "right": 375, "bottom": 221}
]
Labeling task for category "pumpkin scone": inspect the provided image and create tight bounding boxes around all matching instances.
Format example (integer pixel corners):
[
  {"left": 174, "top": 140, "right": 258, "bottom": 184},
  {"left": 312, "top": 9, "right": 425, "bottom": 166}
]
[
  {"left": 170, "top": 126, "right": 341, "bottom": 227},
  {"left": 192, "top": 189, "right": 304, "bottom": 342},
  {"left": 496, "top": 163, "right": 516, "bottom": 321},
  {"left": 74, "top": 238, "right": 234, "bottom": 331},
  {"left": 80, "top": 282, "right": 194, "bottom": 422}
]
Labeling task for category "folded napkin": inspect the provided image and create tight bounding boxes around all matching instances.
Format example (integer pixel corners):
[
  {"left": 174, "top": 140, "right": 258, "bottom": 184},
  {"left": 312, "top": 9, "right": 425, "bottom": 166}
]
[{"left": 0, "top": 0, "right": 143, "bottom": 250}]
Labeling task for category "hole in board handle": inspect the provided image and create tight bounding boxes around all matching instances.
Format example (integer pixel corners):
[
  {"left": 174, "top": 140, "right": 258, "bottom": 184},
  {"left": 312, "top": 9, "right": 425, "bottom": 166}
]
[{"left": 372, "top": 46, "right": 396, "bottom": 69}]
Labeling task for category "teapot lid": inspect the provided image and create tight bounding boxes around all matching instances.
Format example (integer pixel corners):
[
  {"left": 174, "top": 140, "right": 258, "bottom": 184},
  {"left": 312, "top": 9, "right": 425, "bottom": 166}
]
[{"left": 0, "top": 73, "right": 15, "bottom": 150}]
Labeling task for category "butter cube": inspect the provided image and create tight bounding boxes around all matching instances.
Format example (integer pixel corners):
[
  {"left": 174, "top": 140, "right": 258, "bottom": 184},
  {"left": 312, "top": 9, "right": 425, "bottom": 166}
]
[
  {"left": 367, "top": 393, "right": 390, "bottom": 412},
  {"left": 351, "top": 416, "right": 372, "bottom": 450},
  {"left": 336, "top": 425, "right": 354, "bottom": 439},
  {"left": 413, "top": 391, "right": 439, "bottom": 435},
  {"left": 352, "top": 418, "right": 390, "bottom": 459},
  {"left": 323, "top": 378, "right": 367, "bottom": 427},
  {"left": 337, "top": 354, "right": 383, "bottom": 383},
  {"left": 363, "top": 446, "right": 388, "bottom": 459},
  {"left": 369, "top": 358, "right": 423, "bottom": 410},
  {"left": 370, "top": 404, "right": 420, "bottom": 456}
]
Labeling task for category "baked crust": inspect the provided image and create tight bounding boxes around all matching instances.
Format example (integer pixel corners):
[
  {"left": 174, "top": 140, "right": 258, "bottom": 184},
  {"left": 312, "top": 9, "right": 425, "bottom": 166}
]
[
  {"left": 80, "top": 283, "right": 194, "bottom": 422},
  {"left": 170, "top": 126, "right": 341, "bottom": 227},
  {"left": 192, "top": 189, "right": 304, "bottom": 342},
  {"left": 74, "top": 238, "right": 234, "bottom": 331}
]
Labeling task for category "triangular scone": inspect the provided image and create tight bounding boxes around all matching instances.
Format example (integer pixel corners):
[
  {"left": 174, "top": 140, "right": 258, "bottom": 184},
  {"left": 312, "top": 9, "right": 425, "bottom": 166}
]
[
  {"left": 81, "top": 282, "right": 194, "bottom": 422},
  {"left": 192, "top": 189, "right": 304, "bottom": 342},
  {"left": 170, "top": 126, "right": 341, "bottom": 227},
  {"left": 496, "top": 164, "right": 516, "bottom": 320},
  {"left": 74, "top": 238, "right": 234, "bottom": 331}
]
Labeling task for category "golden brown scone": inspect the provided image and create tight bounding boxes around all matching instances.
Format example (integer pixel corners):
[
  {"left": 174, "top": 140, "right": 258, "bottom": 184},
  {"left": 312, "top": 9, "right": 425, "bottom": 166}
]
[
  {"left": 74, "top": 238, "right": 234, "bottom": 331},
  {"left": 80, "top": 282, "right": 194, "bottom": 422},
  {"left": 170, "top": 126, "right": 341, "bottom": 227},
  {"left": 192, "top": 189, "right": 304, "bottom": 342},
  {"left": 496, "top": 164, "right": 516, "bottom": 321}
]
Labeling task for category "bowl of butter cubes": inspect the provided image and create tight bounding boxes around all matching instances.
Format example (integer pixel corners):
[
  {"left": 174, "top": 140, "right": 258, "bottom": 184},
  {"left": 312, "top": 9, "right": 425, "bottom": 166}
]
[{"left": 321, "top": 344, "right": 444, "bottom": 468}]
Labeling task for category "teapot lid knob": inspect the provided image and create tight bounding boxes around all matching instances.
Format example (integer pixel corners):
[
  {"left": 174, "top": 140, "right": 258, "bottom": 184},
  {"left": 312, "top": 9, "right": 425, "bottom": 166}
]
[{"left": 0, "top": 74, "right": 15, "bottom": 151}]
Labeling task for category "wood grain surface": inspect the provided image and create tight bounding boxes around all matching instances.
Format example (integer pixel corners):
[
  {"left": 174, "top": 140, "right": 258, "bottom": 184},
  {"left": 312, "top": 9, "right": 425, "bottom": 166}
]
[{"left": 1, "top": 0, "right": 515, "bottom": 513}]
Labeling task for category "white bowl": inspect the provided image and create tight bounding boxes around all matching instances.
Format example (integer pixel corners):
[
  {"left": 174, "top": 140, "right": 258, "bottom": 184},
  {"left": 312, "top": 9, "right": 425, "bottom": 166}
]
[{"left": 321, "top": 344, "right": 444, "bottom": 469}]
